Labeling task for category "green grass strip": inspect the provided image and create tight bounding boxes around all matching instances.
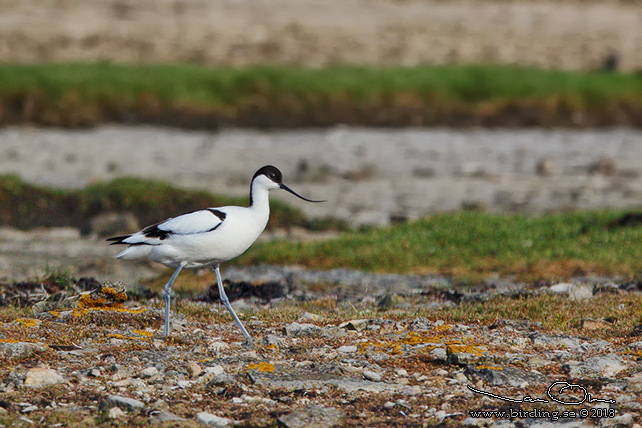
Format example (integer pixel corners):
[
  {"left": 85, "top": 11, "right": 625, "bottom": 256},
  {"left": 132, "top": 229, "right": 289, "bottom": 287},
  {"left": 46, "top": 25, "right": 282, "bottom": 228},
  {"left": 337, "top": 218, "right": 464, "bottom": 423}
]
[
  {"left": 236, "top": 211, "right": 642, "bottom": 282},
  {"left": 1, "top": 63, "right": 641, "bottom": 105},
  {"left": 1, "top": 63, "right": 642, "bottom": 127}
]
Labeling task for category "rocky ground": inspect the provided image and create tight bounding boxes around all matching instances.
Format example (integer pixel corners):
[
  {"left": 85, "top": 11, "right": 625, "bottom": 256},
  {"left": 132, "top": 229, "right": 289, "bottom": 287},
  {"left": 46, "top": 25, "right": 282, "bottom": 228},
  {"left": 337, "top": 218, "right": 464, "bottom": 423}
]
[
  {"left": 1, "top": 0, "right": 641, "bottom": 71},
  {"left": 1, "top": 269, "right": 641, "bottom": 427}
]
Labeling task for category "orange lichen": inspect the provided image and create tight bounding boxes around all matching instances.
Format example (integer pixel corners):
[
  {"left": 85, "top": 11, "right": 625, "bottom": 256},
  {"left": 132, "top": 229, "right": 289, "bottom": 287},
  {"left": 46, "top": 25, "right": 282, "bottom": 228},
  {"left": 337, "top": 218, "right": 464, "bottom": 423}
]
[
  {"left": 260, "top": 343, "right": 278, "bottom": 351},
  {"left": 0, "top": 338, "right": 41, "bottom": 344},
  {"left": 106, "top": 333, "right": 152, "bottom": 342},
  {"left": 14, "top": 318, "right": 40, "bottom": 327},
  {"left": 247, "top": 362, "right": 275, "bottom": 372},
  {"left": 446, "top": 344, "right": 485, "bottom": 357},
  {"left": 74, "top": 291, "right": 146, "bottom": 316},
  {"left": 133, "top": 329, "right": 154, "bottom": 338},
  {"left": 476, "top": 365, "right": 503, "bottom": 370}
]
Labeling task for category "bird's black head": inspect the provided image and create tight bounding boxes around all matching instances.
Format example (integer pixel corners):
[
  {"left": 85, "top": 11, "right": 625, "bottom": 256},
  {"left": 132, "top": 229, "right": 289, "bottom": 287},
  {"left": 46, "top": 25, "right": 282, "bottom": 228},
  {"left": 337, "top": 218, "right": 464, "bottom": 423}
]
[{"left": 253, "top": 165, "right": 282, "bottom": 184}]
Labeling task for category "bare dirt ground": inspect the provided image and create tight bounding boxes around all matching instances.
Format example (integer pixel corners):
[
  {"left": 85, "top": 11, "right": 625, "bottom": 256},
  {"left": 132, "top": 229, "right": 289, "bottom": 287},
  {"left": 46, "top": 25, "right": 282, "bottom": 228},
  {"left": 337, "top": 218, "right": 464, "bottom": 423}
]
[{"left": 0, "top": 0, "right": 641, "bottom": 71}]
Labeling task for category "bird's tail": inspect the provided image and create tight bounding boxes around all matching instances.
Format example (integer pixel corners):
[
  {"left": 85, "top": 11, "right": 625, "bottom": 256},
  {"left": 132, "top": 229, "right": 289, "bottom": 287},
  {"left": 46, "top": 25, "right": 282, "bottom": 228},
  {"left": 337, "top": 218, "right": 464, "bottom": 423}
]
[{"left": 106, "top": 235, "right": 132, "bottom": 245}]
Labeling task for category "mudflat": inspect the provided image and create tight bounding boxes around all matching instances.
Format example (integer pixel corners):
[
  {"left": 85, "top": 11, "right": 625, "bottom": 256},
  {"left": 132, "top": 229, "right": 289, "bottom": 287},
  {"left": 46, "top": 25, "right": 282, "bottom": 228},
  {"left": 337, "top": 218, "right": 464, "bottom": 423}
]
[{"left": 0, "top": 0, "right": 640, "bottom": 70}]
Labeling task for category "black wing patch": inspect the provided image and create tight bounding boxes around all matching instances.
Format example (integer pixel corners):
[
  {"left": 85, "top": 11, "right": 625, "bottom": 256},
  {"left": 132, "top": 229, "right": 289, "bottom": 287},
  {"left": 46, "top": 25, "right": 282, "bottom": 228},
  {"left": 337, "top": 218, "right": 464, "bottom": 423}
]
[
  {"left": 141, "top": 223, "right": 171, "bottom": 240},
  {"left": 208, "top": 209, "right": 227, "bottom": 221}
]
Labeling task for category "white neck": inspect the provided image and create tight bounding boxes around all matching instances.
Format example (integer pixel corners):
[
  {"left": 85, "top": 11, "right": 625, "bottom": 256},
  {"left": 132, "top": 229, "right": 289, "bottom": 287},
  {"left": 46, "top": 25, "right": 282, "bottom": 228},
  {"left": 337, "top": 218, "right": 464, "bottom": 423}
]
[{"left": 249, "top": 182, "right": 271, "bottom": 211}]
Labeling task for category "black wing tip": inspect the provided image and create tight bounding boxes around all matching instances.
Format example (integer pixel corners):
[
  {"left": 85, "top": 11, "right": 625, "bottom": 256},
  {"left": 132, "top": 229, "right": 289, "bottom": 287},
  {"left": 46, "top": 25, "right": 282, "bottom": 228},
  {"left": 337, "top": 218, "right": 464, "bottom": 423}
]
[{"left": 106, "top": 235, "right": 130, "bottom": 245}]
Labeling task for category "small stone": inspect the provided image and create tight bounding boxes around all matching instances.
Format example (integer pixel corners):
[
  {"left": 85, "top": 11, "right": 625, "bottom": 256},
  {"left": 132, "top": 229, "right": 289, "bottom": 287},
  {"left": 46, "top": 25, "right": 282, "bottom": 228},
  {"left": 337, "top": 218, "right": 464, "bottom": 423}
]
[
  {"left": 187, "top": 362, "right": 202, "bottom": 379},
  {"left": 625, "top": 373, "right": 642, "bottom": 393},
  {"left": 383, "top": 401, "right": 396, "bottom": 409},
  {"left": 581, "top": 318, "right": 611, "bottom": 330},
  {"left": 24, "top": 367, "right": 65, "bottom": 387},
  {"left": 339, "top": 319, "right": 368, "bottom": 332},
  {"left": 298, "top": 312, "right": 322, "bottom": 322},
  {"left": 277, "top": 404, "right": 346, "bottom": 428},
  {"left": 139, "top": 367, "right": 159, "bottom": 378},
  {"left": 197, "top": 412, "right": 232, "bottom": 427},
  {"left": 601, "top": 413, "right": 634, "bottom": 428},
  {"left": 430, "top": 347, "right": 448, "bottom": 362},
  {"left": 177, "top": 380, "right": 195, "bottom": 389},
  {"left": 262, "top": 334, "right": 284, "bottom": 348},
  {"left": 0, "top": 341, "right": 47, "bottom": 359},
  {"left": 21, "top": 405, "right": 37, "bottom": 413},
  {"left": 454, "top": 373, "right": 468, "bottom": 383},
  {"left": 100, "top": 395, "right": 145, "bottom": 411},
  {"left": 462, "top": 417, "right": 494, "bottom": 427},
  {"left": 561, "top": 354, "right": 627, "bottom": 378},
  {"left": 394, "top": 368, "right": 408, "bottom": 377},
  {"left": 549, "top": 283, "right": 593, "bottom": 300},
  {"left": 208, "top": 341, "right": 230, "bottom": 352},
  {"left": 150, "top": 411, "right": 186, "bottom": 424},
  {"left": 108, "top": 407, "right": 125, "bottom": 419},
  {"left": 284, "top": 322, "right": 323, "bottom": 337},
  {"left": 337, "top": 345, "right": 357, "bottom": 353},
  {"left": 363, "top": 371, "right": 382, "bottom": 382},
  {"left": 202, "top": 365, "right": 225, "bottom": 378}
]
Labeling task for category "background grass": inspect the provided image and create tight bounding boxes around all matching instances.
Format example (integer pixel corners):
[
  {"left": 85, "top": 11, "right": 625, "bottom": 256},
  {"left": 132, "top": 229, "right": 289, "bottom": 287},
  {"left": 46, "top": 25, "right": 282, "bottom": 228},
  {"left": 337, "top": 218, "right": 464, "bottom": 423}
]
[
  {"left": 0, "top": 174, "right": 311, "bottom": 232},
  {"left": 234, "top": 211, "right": 642, "bottom": 281},
  {"left": 1, "top": 63, "right": 641, "bottom": 127}
]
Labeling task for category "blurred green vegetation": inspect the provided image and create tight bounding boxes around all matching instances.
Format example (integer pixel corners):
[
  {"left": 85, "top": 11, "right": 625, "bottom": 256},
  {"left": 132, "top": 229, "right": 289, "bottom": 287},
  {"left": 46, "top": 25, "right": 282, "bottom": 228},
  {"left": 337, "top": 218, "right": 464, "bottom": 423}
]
[
  {"left": 1, "top": 63, "right": 641, "bottom": 127},
  {"left": 0, "top": 174, "right": 315, "bottom": 231},
  {"left": 236, "top": 210, "right": 642, "bottom": 282}
]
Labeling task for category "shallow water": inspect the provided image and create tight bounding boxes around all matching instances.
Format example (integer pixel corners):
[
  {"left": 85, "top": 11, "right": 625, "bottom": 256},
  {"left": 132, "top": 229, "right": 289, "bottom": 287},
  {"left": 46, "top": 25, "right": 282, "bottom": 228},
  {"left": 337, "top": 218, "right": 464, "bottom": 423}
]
[{"left": 2, "top": 126, "right": 642, "bottom": 226}]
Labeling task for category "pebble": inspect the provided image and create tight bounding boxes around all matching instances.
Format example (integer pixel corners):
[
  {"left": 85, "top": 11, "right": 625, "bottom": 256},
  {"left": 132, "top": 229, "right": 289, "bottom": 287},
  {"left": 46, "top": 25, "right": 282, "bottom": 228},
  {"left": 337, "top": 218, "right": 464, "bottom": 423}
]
[
  {"left": 284, "top": 322, "right": 324, "bottom": 337},
  {"left": 339, "top": 319, "right": 368, "bottom": 332},
  {"left": 277, "top": 404, "right": 345, "bottom": 428},
  {"left": 561, "top": 354, "right": 627, "bottom": 378},
  {"left": 187, "top": 362, "right": 202, "bottom": 379},
  {"left": 108, "top": 407, "right": 125, "bottom": 419},
  {"left": 0, "top": 341, "right": 47, "bottom": 359},
  {"left": 363, "top": 371, "right": 382, "bottom": 382},
  {"left": 150, "top": 411, "right": 186, "bottom": 424},
  {"left": 139, "top": 367, "right": 159, "bottom": 378},
  {"left": 100, "top": 395, "right": 146, "bottom": 411},
  {"left": 198, "top": 364, "right": 225, "bottom": 383},
  {"left": 24, "top": 367, "right": 65, "bottom": 387},
  {"left": 208, "top": 341, "right": 230, "bottom": 352},
  {"left": 298, "top": 312, "right": 323, "bottom": 322},
  {"left": 581, "top": 318, "right": 611, "bottom": 330},
  {"left": 337, "top": 345, "right": 357, "bottom": 353},
  {"left": 196, "top": 412, "right": 233, "bottom": 427},
  {"left": 625, "top": 373, "right": 642, "bottom": 393},
  {"left": 262, "top": 334, "right": 285, "bottom": 348},
  {"left": 394, "top": 368, "right": 408, "bottom": 377},
  {"left": 549, "top": 283, "right": 593, "bottom": 300}
]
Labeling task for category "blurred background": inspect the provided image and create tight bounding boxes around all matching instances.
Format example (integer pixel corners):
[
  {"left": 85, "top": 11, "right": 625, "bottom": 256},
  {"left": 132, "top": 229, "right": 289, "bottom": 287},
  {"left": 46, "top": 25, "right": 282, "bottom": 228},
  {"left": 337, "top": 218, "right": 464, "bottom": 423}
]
[{"left": 0, "top": 0, "right": 641, "bottom": 281}]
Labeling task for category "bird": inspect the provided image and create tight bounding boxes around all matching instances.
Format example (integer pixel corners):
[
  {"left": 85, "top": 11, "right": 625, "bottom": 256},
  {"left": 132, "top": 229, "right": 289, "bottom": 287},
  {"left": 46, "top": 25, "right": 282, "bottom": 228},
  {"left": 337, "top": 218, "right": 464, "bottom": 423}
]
[{"left": 107, "top": 165, "right": 324, "bottom": 344}]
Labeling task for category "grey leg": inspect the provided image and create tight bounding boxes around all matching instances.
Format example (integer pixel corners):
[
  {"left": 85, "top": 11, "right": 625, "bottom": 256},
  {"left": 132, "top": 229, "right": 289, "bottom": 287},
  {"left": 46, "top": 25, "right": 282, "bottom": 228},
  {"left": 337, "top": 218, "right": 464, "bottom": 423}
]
[
  {"left": 213, "top": 264, "right": 253, "bottom": 345},
  {"left": 164, "top": 262, "right": 186, "bottom": 336}
]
